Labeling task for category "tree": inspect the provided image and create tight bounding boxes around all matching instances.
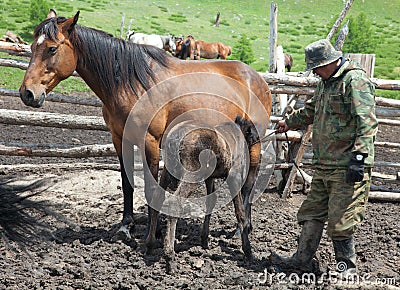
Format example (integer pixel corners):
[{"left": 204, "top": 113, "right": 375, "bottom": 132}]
[
  {"left": 342, "top": 12, "right": 377, "bottom": 54},
  {"left": 30, "top": 0, "right": 50, "bottom": 25},
  {"left": 231, "top": 35, "right": 255, "bottom": 65}
]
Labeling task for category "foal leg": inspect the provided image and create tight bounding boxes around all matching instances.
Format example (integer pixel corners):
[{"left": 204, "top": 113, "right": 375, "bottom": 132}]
[
  {"left": 228, "top": 176, "right": 252, "bottom": 258},
  {"left": 201, "top": 178, "right": 216, "bottom": 249},
  {"left": 164, "top": 216, "right": 178, "bottom": 274},
  {"left": 232, "top": 193, "right": 252, "bottom": 258}
]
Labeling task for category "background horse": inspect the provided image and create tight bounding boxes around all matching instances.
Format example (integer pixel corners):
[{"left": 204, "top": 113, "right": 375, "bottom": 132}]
[
  {"left": 284, "top": 53, "right": 293, "bottom": 72},
  {"left": 19, "top": 10, "right": 272, "bottom": 258},
  {"left": 126, "top": 30, "right": 176, "bottom": 54},
  {"left": 174, "top": 35, "right": 199, "bottom": 60},
  {"left": 195, "top": 40, "right": 232, "bottom": 60},
  {"left": 162, "top": 116, "right": 259, "bottom": 273}
]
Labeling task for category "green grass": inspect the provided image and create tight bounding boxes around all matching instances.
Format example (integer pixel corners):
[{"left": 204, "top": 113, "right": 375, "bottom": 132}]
[{"left": 0, "top": 0, "right": 399, "bottom": 99}]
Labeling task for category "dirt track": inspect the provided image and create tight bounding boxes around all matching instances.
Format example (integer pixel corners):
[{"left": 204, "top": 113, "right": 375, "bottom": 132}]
[{"left": 0, "top": 94, "right": 399, "bottom": 289}]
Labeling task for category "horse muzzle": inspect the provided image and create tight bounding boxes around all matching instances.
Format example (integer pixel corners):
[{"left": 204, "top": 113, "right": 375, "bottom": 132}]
[{"left": 19, "top": 88, "right": 46, "bottom": 108}]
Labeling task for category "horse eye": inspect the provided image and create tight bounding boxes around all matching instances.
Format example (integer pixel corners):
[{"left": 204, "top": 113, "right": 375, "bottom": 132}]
[{"left": 48, "top": 47, "right": 57, "bottom": 55}]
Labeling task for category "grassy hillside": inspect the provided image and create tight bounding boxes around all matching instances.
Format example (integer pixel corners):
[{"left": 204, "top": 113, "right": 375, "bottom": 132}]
[{"left": 0, "top": 0, "right": 399, "bottom": 98}]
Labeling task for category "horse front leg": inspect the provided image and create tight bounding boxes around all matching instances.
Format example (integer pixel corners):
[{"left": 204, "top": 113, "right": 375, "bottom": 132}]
[
  {"left": 112, "top": 136, "right": 135, "bottom": 241},
  {"left": 144, "top": 140, "right": 164, "bottom": 253}
]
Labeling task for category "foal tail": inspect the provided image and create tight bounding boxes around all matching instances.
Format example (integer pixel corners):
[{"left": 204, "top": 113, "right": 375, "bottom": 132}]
[{"left": 234, "top": 116, "right": 259, "bottom": 146}]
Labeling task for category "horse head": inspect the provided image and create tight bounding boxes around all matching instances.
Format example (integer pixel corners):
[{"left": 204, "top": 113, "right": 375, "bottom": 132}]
[{"left": 19, "top": 9, "right": 79, "bottom": 108}]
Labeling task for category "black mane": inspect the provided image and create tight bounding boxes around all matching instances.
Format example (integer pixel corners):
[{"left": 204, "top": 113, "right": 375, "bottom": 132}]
[{"left": 35, "top": 17, "right": 169, "bottom": 96}]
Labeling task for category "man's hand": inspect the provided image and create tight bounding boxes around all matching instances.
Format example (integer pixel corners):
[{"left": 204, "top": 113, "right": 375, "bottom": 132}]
[
  {"left": 276, "top": 120, "right": 289, "bottom": 133},
  {"left": 346, "top": 153, "right": 365, "bottom": 183}
]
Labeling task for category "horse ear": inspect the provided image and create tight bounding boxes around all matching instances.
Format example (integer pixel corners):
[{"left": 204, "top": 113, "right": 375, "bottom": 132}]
[
  {"left": 61, "top": 11, "right": 80, "bottom": 34},
  {"left": 46, "top": 8, "right": 57, "bottom": 19}
]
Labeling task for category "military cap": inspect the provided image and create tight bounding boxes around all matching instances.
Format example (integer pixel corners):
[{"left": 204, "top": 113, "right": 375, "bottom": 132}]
[{"left": 305, "top": 39, "right": 342, "bottom": 71}]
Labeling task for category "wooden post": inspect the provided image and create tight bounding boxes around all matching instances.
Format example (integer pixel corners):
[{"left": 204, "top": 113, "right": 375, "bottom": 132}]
[
  {"left": 269, "top": 2, "right": 278, "bottom": 73},
  {"left": 120, "top": 14, "right": 125, "bottom": 39},
  {"left": 326, "top": 0, "right": 354, "bottom": 40}
]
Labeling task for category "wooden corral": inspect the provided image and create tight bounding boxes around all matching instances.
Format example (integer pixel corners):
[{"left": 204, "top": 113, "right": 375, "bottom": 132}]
[{"left": 1, "top": 41, "right": 400, "bottom": 202}]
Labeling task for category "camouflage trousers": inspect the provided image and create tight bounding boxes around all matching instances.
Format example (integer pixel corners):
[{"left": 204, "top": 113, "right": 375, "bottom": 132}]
[{"left": 297, "top": 167, "right": 372, "bottom": 240}]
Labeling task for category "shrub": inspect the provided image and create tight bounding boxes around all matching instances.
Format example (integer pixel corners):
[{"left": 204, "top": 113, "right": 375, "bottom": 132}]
[
  {"left": 231, "top": 35, "right": 255, "bottom": 65},
  {"left": 342, "top": 12, "right": 377, "bottom": 54},
  {"left": 29, "top": 0, "right": 50, "bottom": 25}
]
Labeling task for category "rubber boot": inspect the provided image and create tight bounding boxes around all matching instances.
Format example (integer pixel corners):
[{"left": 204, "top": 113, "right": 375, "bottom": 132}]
[
  {"left": 270, "top": 220, "right": 324, "bottom": 273},
  {"left": 332, "top": 237, "right": 357, "bottom": 277}
]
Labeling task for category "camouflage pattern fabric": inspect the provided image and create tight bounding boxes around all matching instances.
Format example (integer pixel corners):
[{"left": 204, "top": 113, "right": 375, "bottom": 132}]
[
  {"left": 304, "top": 39, "right": 342, "bottom": 71},
  {"left": 286, "top": 59, "right": 378, "bottom": 168},
  {"left": 297, "top": 167, "right": 371, "bottom": 239}
]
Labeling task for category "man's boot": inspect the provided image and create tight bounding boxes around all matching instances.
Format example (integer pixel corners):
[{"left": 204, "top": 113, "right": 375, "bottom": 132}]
[
  {"left": 332, "top": 237, "right": 357, "bottom": 276},
  {"left": 270, "top": 220, "right": 324, "bottom": 273}
]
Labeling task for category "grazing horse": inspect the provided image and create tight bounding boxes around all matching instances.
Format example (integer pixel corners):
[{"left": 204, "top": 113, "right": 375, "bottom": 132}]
[
  {"left": 284, "top": 53, "right": 293, "bottom": 72},
  {"left": 174, "top": 35, "right": 200, "bottom": 60},
  {"left": 19, "top": 10, "right": 272, "bottom": 256},
  {"left": 126, "top": 30, "right": 176, "bottom": 54},
  {"left": 195, "top": 40, "right": 232, "bottom": 60},
  {"left": 162, "top": 116, "right": 259, "bottom": 272}
]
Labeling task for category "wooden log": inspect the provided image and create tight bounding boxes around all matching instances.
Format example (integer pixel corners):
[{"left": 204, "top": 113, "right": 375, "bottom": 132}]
[
  {"left": 374, "top": 142, "right": 400, "bottom": 149},
  {"left": 369, "top": 191, "right": 400, "bottom": 202},
  {"left": 372, "top": 172, "right": 400, "bottom": 183},
  {"left": 326, "top": 0, "right": 354, "bottom": 41},
  {"left": 0, "top": 144, "right": 116, "bottom": 158},
  {"left": 260, "top": 73, "right": 400, "bottom": 92},
  {"left": 269, "top": 84, "right": 315, "bottom": 96},
  {"left": 275, "top": 131, "right": 303, "bottom": 142},
  {"left": 0, "top": 58, "right": 80, "bottom": 77},
  {"left": 0, "top": 109, "right": 108, "bottom": 131},
  {"left": 282, "top": 125, "right": 313, "bottom": 198},
  {"left": 377, "top": 118, "right": 400, "bottom": 126},
  {"left": 0, "top": 88, "right": 101, "bottom": 107},
  {"left": 0, "top": 162, "right": 122, "bottom": 174},
  {"left": 373, "top": 79, "right": 400, "bottom": 91},
  {"left": 0, "top": 58, "right": 29, "bottom": 70},
  {"left": 376, "top": 96, "right": 400, "bottom": 108},
  {"left": 334, "top": 20, "right": 349, "bottom": 50},
  {"left": 0, "top": 41, "right": 31, "bottom": 56},
  {"left": 260, "top": 73, "right": 319, "bottom": 87}
]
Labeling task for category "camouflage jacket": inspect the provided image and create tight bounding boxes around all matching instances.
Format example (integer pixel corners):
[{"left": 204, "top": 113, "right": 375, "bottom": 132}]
[{"left": 286, "top": 59, "right": 378, "bottom": 168}]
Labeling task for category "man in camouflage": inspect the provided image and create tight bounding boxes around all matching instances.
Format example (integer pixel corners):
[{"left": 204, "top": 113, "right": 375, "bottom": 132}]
[{"left": 271, "top": 39, "right": 378, "bottom": 275}]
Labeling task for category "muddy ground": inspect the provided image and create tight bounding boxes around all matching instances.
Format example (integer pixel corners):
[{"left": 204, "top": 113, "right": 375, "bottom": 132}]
[{"left": 0, "top": 93, "right": 399, "bottom": 289}]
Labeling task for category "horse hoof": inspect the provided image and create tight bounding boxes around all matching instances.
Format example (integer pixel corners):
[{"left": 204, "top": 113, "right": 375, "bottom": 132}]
[
  {"left": 112, "top": 225, "right": 132, "bottom": 242},
  {"left": 244, "top": 250, "right": 254, "bottom": 262},
  {"left": 201, "top": 240, "right": 209, "bottom": 249}
]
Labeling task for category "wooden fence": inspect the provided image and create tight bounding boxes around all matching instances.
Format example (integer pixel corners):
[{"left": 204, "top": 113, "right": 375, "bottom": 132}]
[{"left": 1, "top": 41, "right": 400, "bottom": 201}]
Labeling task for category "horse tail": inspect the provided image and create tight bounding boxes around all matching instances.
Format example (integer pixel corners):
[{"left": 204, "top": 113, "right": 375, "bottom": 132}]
[{"left": 227, "top": 46, "right": 232, "bottom": 56}]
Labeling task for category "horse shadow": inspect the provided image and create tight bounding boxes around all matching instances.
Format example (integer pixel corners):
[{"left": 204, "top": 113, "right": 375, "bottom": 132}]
[
  {"left": 0, "top": 175, "right": 54, "bottom": 248},
  {"left": 0, "top": 175, "right": 138, "bottom": 250}
]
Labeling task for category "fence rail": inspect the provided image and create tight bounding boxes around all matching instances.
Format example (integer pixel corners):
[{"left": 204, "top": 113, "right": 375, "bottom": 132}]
[{"left": 1, "top": 41, "right": 399, "bottom": 194}]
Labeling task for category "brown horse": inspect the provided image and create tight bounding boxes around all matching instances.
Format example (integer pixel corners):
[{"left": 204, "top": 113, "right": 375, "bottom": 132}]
[
  {"left": 195, "top": 40, "right": 232, "bottom": 60},
  {"left": 19, "top": 10, "right": 272, "bottom": 257},
  {"left": 284, "top": 53, "right": 293, "bottom": 72},
  {"left": 174, "top": 35, "right": 200, "bottom": 60}
]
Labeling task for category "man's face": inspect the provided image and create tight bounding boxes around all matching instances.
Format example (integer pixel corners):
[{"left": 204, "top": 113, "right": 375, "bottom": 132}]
[{"left": 312, "top": 59, "right": 340, "bottom": 80}]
